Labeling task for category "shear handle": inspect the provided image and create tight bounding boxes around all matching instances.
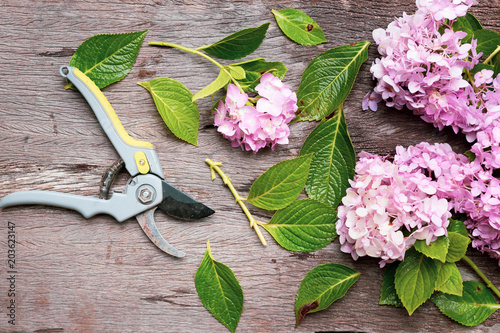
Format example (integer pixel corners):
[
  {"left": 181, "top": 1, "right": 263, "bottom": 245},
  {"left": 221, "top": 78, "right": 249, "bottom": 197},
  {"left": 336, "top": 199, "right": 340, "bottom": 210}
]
[
  {"left": 0, "top": 174, "right": 163, "bottom": 222},
  {"left": 60, "top": 66, "right": 164, "bottom": 179}
]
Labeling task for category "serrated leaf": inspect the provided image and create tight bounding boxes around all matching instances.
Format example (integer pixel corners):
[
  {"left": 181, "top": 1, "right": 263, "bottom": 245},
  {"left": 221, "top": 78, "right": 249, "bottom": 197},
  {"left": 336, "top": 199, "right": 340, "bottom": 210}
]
[
  {"left": 474, "top": 29, "right": 500, "bottom": 57},
  {"left": 272, "top": 8, "right": 326, "bottom": 46},
  {"left": 436, "top": 262, "right": 463, "bottom": 296},
  {"left": 227, "top": 65, "right": 245, "bottom": 80},
  {"left": 295, "top": 263, "right": 360, "bottom": 327},
  {"left": 299, "top": 107, "right": 356, "bottom": 207},
  {"left": 68, "top": 30, "right": 148, "bottom": 89},
  {"left": 195, "top": 241, "right": 244, "bottom": 333},
  {"left": 447, "top": 219, "right": 469, "bottom": 237},
  {"left": 198, "top": 23, "right": 270, "bottom": 60},
  {"left": 138, "top": 78, "right": 199, "bottom": 146},
  {"left": 230, "top": 58, "right": 288, "bottom": 92},
  {"left": 431, "top": 281, "right": 500, "bottom": 327},
  {"left": 395, "top": 248, "right": 439, "bottom": 315},
  {"left": 446, "top": 232, "right": 470, "bottom": 263},
  {"left": 261, "top": 199, "right": 337, "bottom": 252},
  {"left": 414, "top": 236, "right": 449, "bottom": 263},
  {"left": 380, "top": 262, "right": 403, "bottom": 307},
  {"left": 296, "top": 41, "right": 370, "bottom": 121},
  {"left": 452, "top": 13, "right": 482, "bottom": 44},
  {"left": 247, "top": 154, "right": 313, "bottom": 210},
  {"left": 193, "top": 69, "right": 231, "bottom": 101}
]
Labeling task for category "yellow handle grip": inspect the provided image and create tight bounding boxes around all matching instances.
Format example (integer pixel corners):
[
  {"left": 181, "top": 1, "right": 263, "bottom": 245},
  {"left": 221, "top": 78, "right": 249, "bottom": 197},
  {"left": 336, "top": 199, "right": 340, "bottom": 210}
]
[{"left": 73, "top": 68, "right": 153, "bottom": 149}]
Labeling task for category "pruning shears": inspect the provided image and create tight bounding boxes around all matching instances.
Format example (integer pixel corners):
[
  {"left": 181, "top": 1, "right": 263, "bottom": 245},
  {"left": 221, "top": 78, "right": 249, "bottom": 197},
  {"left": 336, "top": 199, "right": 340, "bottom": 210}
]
[{"left": 0, "top": 66, "right": 214, "bottom": 257}]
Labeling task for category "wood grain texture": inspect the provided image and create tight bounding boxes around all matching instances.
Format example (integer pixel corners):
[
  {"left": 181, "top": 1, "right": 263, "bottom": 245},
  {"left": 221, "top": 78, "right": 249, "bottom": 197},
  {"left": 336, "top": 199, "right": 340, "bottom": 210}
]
[{"left": 1, "top": 0, "right": 500, "bottom": 332}]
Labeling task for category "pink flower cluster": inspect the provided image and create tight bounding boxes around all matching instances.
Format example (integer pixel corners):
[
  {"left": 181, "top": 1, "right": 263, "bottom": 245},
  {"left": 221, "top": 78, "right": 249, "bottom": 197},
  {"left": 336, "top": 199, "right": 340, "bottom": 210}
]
[
  {"left": 337, "top": 147, "right": 452, "bottom": 267},
  {"left": 337, "top": 142, "right": 500, "bottom": 265},
  {"left": 214, "top": 73, "right": 297, "bottom": 153},
  {"left": 363, "top": 0, "right": 481, "bottom": 134}
]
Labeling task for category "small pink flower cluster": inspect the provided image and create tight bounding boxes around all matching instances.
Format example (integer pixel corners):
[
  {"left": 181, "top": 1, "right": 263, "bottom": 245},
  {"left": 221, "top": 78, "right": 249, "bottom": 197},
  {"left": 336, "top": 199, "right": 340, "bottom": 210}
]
[
  {"left": 214, "top": 73, "right": 297, "bottom": 153},
  {"left": 338, "top": 142, "right": 500, "bottom": 265},
  {"left": 337, "top": 147, "right": 452, "bottom": 267}
]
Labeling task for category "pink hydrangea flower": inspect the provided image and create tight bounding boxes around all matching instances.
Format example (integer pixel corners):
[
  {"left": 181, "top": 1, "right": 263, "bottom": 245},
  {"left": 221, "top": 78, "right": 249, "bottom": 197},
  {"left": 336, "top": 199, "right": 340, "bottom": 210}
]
[
  {"left": 336, "top": 151, "right": 452, "bottom": 267},
  {"left": 214, "top": 73, "right": 297, "bottom": 153}
]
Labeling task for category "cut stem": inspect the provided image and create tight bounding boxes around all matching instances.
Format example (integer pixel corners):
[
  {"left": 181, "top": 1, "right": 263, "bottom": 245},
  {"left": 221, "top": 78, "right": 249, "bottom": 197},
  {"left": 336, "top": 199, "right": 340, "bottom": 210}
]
[
  {"left": 149, "top": 41, "right": 244, "bottom": 93},
  {"left": 484, "top": 45, "right": 500, "bottom": 65},
  {"left": 462, "top": 255, "right": 500, "bottom": 299},
  {"left": 205, "top": 158, "right": 267, "bottom": 246}
]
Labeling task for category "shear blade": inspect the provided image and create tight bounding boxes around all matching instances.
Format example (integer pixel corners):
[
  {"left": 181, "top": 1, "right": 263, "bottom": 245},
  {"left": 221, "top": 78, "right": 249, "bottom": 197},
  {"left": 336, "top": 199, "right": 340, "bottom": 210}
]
[
  {"left": 159, "top": 180, "right": 215, "bottom": 220},
  {"left": 136, "top": 208, "right": 185, "bottom": 258}
]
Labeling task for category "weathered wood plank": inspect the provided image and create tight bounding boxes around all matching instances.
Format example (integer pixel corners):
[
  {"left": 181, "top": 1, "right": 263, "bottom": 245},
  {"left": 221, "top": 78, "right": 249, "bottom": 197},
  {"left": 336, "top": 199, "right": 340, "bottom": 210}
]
[{"left": 1, "top": 0, "right": 500, "bottom": 332}]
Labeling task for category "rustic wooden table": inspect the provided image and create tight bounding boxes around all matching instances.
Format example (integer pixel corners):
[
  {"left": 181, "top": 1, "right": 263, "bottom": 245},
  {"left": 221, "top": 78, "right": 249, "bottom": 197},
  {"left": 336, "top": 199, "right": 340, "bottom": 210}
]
[{"left": 1, "top": 0, "right": 499, "bottom": 332}]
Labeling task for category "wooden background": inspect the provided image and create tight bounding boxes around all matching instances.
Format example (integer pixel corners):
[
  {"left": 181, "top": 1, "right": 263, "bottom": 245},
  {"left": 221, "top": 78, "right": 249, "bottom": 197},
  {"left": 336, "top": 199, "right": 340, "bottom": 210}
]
[{"left": 1, "top": 0, "right": 499, "bottom": 332}]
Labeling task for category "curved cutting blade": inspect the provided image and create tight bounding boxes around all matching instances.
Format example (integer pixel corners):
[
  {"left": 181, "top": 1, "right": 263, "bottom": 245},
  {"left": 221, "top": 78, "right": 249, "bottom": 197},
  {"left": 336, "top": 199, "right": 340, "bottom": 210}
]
[
  {"left": 136, "top": 208, "right": 185, "bottom": 257},
  {"left": 159, "top": 181, "right": 215, "bottom": 219}
]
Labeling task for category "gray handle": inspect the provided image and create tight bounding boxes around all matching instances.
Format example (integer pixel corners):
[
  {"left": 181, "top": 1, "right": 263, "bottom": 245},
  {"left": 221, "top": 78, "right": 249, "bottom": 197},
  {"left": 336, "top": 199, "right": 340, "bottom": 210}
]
[
  {"left": 0, "top": 174, "right": 163, "bottom": 222},
  {"left": 60, "top": 66, "right": 164, "bottom": 179}
]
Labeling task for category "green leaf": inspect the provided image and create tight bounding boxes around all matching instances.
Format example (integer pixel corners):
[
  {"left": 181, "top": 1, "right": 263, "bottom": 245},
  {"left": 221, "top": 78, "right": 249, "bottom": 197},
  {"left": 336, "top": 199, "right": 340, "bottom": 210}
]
[
  {"left": 452, "top": 13, "right": 482, "bottom": 44},
  {"left": 247, "top": 154, "right": 313, "bottom": 210},
  {"left": 138, "top": 78, "right": 199, "bottom": 146},
  {"left": 299, "top": 107, "right": 356, "bottom": 207},
  {"left": 230, "top": 58, "right": 288, "bottom": 92},
  {"left": 198, "top": 23, "right": 270, "bottom": 60},
  {"left": 296, "top": 41, "right": 370, "bottom": 121},
  {"left": 470, "top": 63, "right": 500, "bottom": 76},
  {"left": 435, "top": 262, "right": 463, "bottom": 296},
  {"left": 447, "top": 219, "right": 469, "bottom": 237},
  {"left": 195, "top": 241, "right": 244, "bottom": 333},
  {"left": 414, "top": 237, "right": 450, "bottom": 263},
  {"left": 446, "top": 232, "right": 470, "bottom": 263},
  {"left": 395, "top": 248, "right": 439, "bottom": 315},
  {"left": 227, "top": 65, "right": 245, "bottom": 80},
  {"left": 454, "top": 13, "right": 482, "bottom": 32},
  {"left": 295, "top": 263, "right": 360, "bottom": 327},
  {"left": 431, "top": 281, "right": 500, "bottom": 327},
  {"left": 474, "top": 29, "right": 500, "bottom": 57},
  {"left": 68, "top": 30, "right": 148, "bottom": 89},
  {"left": 380, "top": 262, "right": 403, "bottom": 307},
  {"left": 261, "top": 199, "right": 337, "bottom": 252},
  {"left": 272, "top": 8, "right": 326, "bottom": 46},
  {"left": 193, "top": 69, "right": 231, "bottom": 101}
]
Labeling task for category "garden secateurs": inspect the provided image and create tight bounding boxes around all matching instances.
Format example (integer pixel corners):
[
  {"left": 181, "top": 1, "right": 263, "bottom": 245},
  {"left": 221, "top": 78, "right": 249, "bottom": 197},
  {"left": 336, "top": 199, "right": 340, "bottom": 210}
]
[{"left": 0, "top": 66, "right": 214, "bottom": 257}]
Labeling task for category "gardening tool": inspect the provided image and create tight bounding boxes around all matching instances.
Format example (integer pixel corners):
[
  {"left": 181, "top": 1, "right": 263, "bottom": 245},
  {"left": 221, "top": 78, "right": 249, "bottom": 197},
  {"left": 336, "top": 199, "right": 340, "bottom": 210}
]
[{"left": 0, "top": 66, "right": 214, "bottom": 257}]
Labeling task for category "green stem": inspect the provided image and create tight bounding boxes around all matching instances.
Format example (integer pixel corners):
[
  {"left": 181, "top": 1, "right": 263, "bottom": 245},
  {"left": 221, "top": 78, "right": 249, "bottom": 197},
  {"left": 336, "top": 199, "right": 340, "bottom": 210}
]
[
  {"left": 149, "top": 41, "right": 244, "bottom": 93},
  {"left": 205, "top": 159, "right": 267, "bottom": 246},
  {"left": 484, "top": 45, "right": 500, "bottom": 65},
  {"left": 462, "top": 255, "right": 500, "bottom": 299}
]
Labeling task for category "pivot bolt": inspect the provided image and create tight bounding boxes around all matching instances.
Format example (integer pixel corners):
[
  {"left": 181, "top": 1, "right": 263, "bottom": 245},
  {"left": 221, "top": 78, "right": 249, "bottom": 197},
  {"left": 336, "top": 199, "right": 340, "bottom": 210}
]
[{"left": 138, "top": 185, "right": 156, "bottom": 204}]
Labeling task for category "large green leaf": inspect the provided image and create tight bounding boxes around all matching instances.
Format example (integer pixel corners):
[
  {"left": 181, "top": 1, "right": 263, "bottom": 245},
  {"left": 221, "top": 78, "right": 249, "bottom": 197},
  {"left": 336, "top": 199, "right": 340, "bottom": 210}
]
[
  {"left": 295, "top": 263, "right": 360, "bottom": 327},
  {"left": 299, "top": 107, "right": 356, "bottom": 208},
  {"left": 231, "top": 58, "right": 288, "bottom": 92},
  {"left": 261, "top": 199, "right": 337, "bottom": 252},
  {"left": 452, "top": 13, "right": 482, "bottom": 44},
  {"left": 68, "top": 30, "right": 148, "bottom": 89},
  {"left": 195, "top": 241, "right": 244, "bottom": 333},
  {"left": 447, "top": 219, "right": 469, "bottom": 237},
  {"left": 197, "top": 23, "right": 270, "bottom": 60},
  {"left": 138, "top": 78, "right": 199, "bottom": 146},
  {"left": 435, "top": 262, "right": 463, "bottom": 297},
  {"left": 414, "top": 236, "right": 449, "bottom": 263},
  {"left": 247, "top": 154, "right": 313, "bottom": 210},
  {"left": 474, "top": 29, "right": 500, "bottom": 57},
  {"left": 431, "top": 281, "right": 500, "bottom": 327},
  {"left": 296, "top": 41, "right": 370, "bottom": 121},
  {"left": 192, "top": 69, "right": 231, "bottom": 101},
  {"left": 380, "top": 262, "right": 403, "bottom": 307},
  {"left": 272, "top": 8, "right": 326, "bottom": 46},
  {"left": 446, "top": 232, "right": 470, "bottom": 263},
  {"left": 395, "top": 248, "right": 439, "bottom": 315}
]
